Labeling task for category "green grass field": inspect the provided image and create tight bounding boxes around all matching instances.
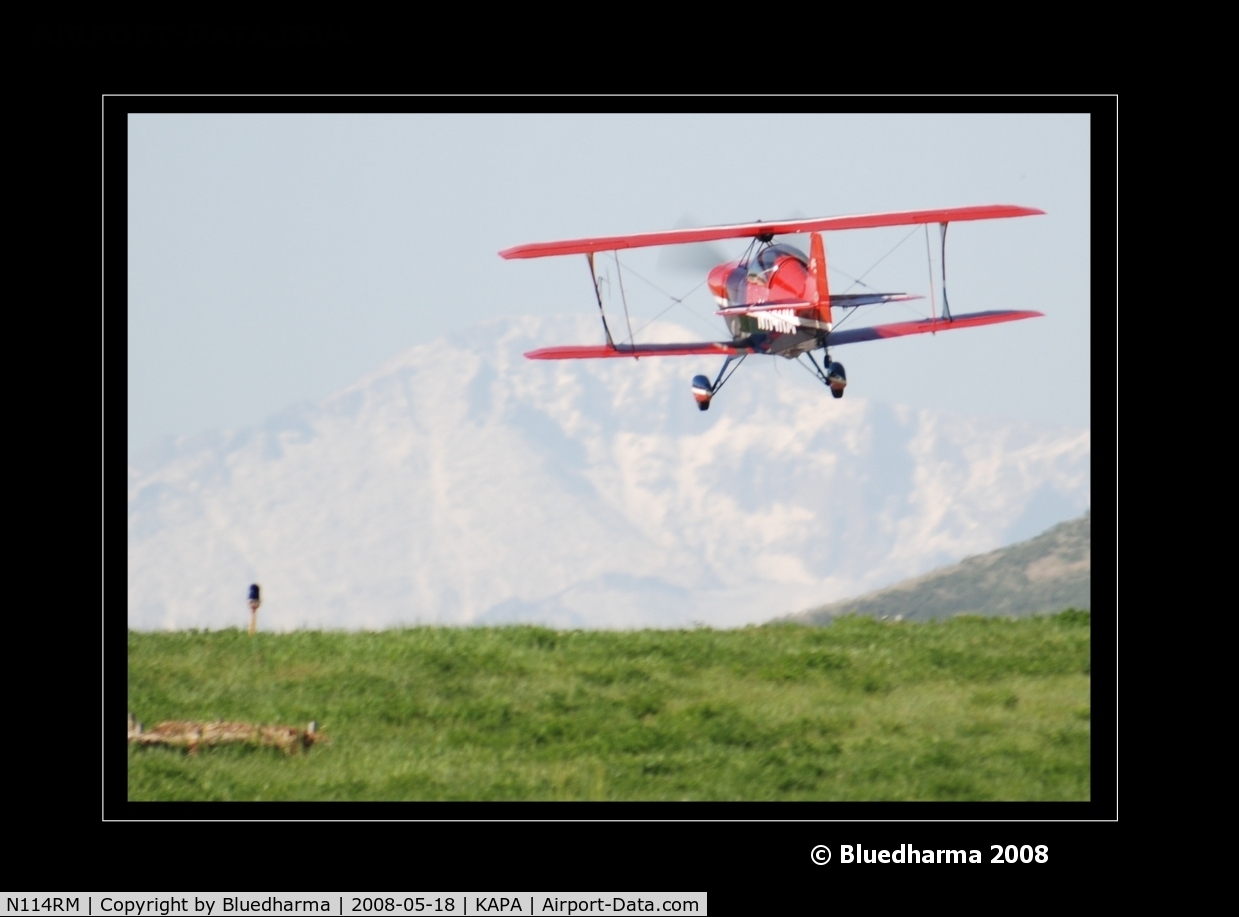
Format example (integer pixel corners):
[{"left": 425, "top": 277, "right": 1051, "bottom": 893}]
[{"left": 127, "top": 612, "right": 1090, "bottom": 801}]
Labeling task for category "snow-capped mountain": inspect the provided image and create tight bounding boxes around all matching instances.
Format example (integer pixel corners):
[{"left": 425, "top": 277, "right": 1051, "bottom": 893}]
[{"left": 127, "top": 316, "right": 1091, "bottom": 630}]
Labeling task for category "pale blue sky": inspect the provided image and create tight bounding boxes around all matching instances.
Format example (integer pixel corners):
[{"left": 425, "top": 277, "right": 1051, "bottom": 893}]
[{"left": 128, "top": 113, "right": 1091, "bottom": 460}]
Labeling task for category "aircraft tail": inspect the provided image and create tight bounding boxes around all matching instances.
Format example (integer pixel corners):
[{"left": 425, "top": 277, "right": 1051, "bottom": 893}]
[{"left": 809, "top": 232, "right": 832, "bottom": 328}]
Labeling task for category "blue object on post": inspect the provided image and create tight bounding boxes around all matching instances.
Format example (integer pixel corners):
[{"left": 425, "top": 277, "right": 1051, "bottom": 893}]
[{"left": 248, "top": 584, "right": 260, "bottom": 602}]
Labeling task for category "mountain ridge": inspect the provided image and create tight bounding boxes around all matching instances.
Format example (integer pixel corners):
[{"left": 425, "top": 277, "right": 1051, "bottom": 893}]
[
  {"left": 128, "top": 315, "right": 1090, "bottom": 631},
  {"left": 781, "top": 512, "right": 1091, "bottom": 625}
]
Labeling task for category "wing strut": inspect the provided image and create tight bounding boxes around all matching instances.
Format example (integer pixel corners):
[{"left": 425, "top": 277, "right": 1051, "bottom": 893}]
[
  {"left": 939, "top": 223, "right": 952, "bottom": 322},
  {"left": 614, "top": 252, "right": 637, "bottom": 356},
  {"left": 586, "top": 253, "right": 616, "bottom": 348}
]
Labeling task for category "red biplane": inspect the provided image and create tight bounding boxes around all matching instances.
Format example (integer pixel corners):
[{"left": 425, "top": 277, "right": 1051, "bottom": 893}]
[{"left": 500, "top": 205, "right": 1044, "bottom": 410}]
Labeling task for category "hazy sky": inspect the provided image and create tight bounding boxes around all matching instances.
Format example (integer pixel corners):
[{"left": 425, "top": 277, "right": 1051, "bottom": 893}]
[{"left": 127, "top": 113, "right": 1091, "bottom": 460}]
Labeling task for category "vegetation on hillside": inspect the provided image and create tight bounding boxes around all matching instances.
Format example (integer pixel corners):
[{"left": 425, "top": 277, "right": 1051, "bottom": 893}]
[
  {"left": 128, "top": 612, "right": 1090, "bottom": 801},
  {"left": 791, "top": 514, "right": 1091, "bottom": 624}
]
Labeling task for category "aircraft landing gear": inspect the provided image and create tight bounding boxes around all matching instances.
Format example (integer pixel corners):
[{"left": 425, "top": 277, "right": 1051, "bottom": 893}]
[
  {"left": 827, "top": 361, "right": 846, "bottom": 398},
  {"left": 690, "top": 353, "right": 747, "bottom": 412},
  {"left": 691, "top": 374, "right": 713, "bottom": 410},
  {"left": 804, "top": 351, "right": 847, "bottom": 398}
]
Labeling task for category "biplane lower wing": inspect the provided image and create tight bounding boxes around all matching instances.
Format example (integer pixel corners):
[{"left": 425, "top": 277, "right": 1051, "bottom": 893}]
[
  {"left": 827, "top": 310, "right": 1043, "bottom": 346},
  {"left": 526, "top": 311, "right": 1041, "bottom": 359},
  {"left": 525, "top": 341, "right": 740, "bottom": 360}
]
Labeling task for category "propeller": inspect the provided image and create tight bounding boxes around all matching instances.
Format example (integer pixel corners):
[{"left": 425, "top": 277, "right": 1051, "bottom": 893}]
[
  {"left": 655, "top": 211, "right": 817, "bottom": 275},
  {"left": 655, "top": 213, "right": 731, "bottom": 274}
]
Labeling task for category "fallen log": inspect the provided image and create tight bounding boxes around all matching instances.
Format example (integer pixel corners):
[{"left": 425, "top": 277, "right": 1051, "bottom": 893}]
[{"left": 128, "top": 713, "right": 322, "bottom": 755}]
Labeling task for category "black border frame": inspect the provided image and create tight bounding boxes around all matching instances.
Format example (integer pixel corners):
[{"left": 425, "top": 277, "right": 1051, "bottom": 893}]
[{"left": 111, "top": 99, "right": 1116, "bottom": 878}]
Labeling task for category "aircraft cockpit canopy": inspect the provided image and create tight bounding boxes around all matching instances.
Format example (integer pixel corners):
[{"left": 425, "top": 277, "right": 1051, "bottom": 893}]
[
  {"left": 725, "top": 244, "right": 810, "bottom": 304},
  {"left": 748, "top": 243, "right": 808, "bottom": 283}
]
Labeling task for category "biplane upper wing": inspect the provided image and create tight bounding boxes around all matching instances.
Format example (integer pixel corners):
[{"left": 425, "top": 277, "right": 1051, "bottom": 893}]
[
  {"left": 525, "top": 341, "right": 741, "bottom": 360},
  {"left": 826, "top": 310, "right": 1043, "bottom": 346},
  {"left": 499, "top": 205, "right": 1043, "bottom": 260}
]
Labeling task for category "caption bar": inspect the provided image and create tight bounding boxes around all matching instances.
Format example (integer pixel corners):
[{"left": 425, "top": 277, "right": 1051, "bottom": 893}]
[{"left": 2, "top": 897, "right": 706, "bottom": 917}]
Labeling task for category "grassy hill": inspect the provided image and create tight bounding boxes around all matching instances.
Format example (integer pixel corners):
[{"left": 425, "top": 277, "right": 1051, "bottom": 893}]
[
  {"left": 786, "top": 513, "right": 1091, "bottom": 625},
  {"left": 128, "top": 613, "right": 1090, "bottom": 801}
]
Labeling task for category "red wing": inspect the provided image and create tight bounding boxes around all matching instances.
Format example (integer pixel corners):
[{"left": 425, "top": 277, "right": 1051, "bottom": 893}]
[
  {"left": 500, "top": 205, "right": 1044, "bottom": 260},
  {"left": 525, "top": 342, "right": 740, "bottom": 360},
  {"left": 526, "top": 310, "right": 1042, "bottom": 358},
  {"left": 827, "top": 310, "right": 1043, "bottom": 346}
]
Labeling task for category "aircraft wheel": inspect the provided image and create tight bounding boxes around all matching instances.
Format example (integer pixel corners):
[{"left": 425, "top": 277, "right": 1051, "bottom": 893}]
[
  {"left": 691, "top": 374, "right": 713, "bottom": 412},
  {"left": 826, "top": 361, "right": 846, "bottom": 399}
]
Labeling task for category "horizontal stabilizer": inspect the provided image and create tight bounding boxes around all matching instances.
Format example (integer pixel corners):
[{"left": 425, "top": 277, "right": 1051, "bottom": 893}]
[
  {"left": 830, "top": 293, "right": 923, "bottom": 308},
  {"left": 715, "top": 293, "right": 921, "bottom": 316},
  {"left": 715, "top": 300, "right": 813, "bottom": 316},
  {"left": 500, "top": 205, "right": 1044, "bottom": 259},
  {"left": 827, "top": 310, "right": 1043, "bottom": 346},
  {"left": 525, "top": 341, "right": 740, "bottom": 360}
]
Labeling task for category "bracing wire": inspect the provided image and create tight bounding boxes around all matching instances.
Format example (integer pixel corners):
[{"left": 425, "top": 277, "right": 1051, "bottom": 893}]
[
  {"left": 631, "top": 279, "right": 707, "bottom": 337},
  {"left": 673, "top": 299, "right": 728, "bottom": 337},
  {"left": 826, "top": 226, "right": 925, "bottom": 336},
  {"left": 614, "top": 251, "right": 637, "bottom": 352},
  {"left": 603, "top": 253, "right": 680, "bottom": 302},
  {"left": 841, "top": 226, "right": 920, "bottom": 294},
  {"left": 600, "top": 254, "right": 718, "bottom": 338},
  {"left": 828, "top": 266, "right": 880, "bottom": 292},
  {"left": 829, "top": 304, "right": 860, "bottom": 333}
]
